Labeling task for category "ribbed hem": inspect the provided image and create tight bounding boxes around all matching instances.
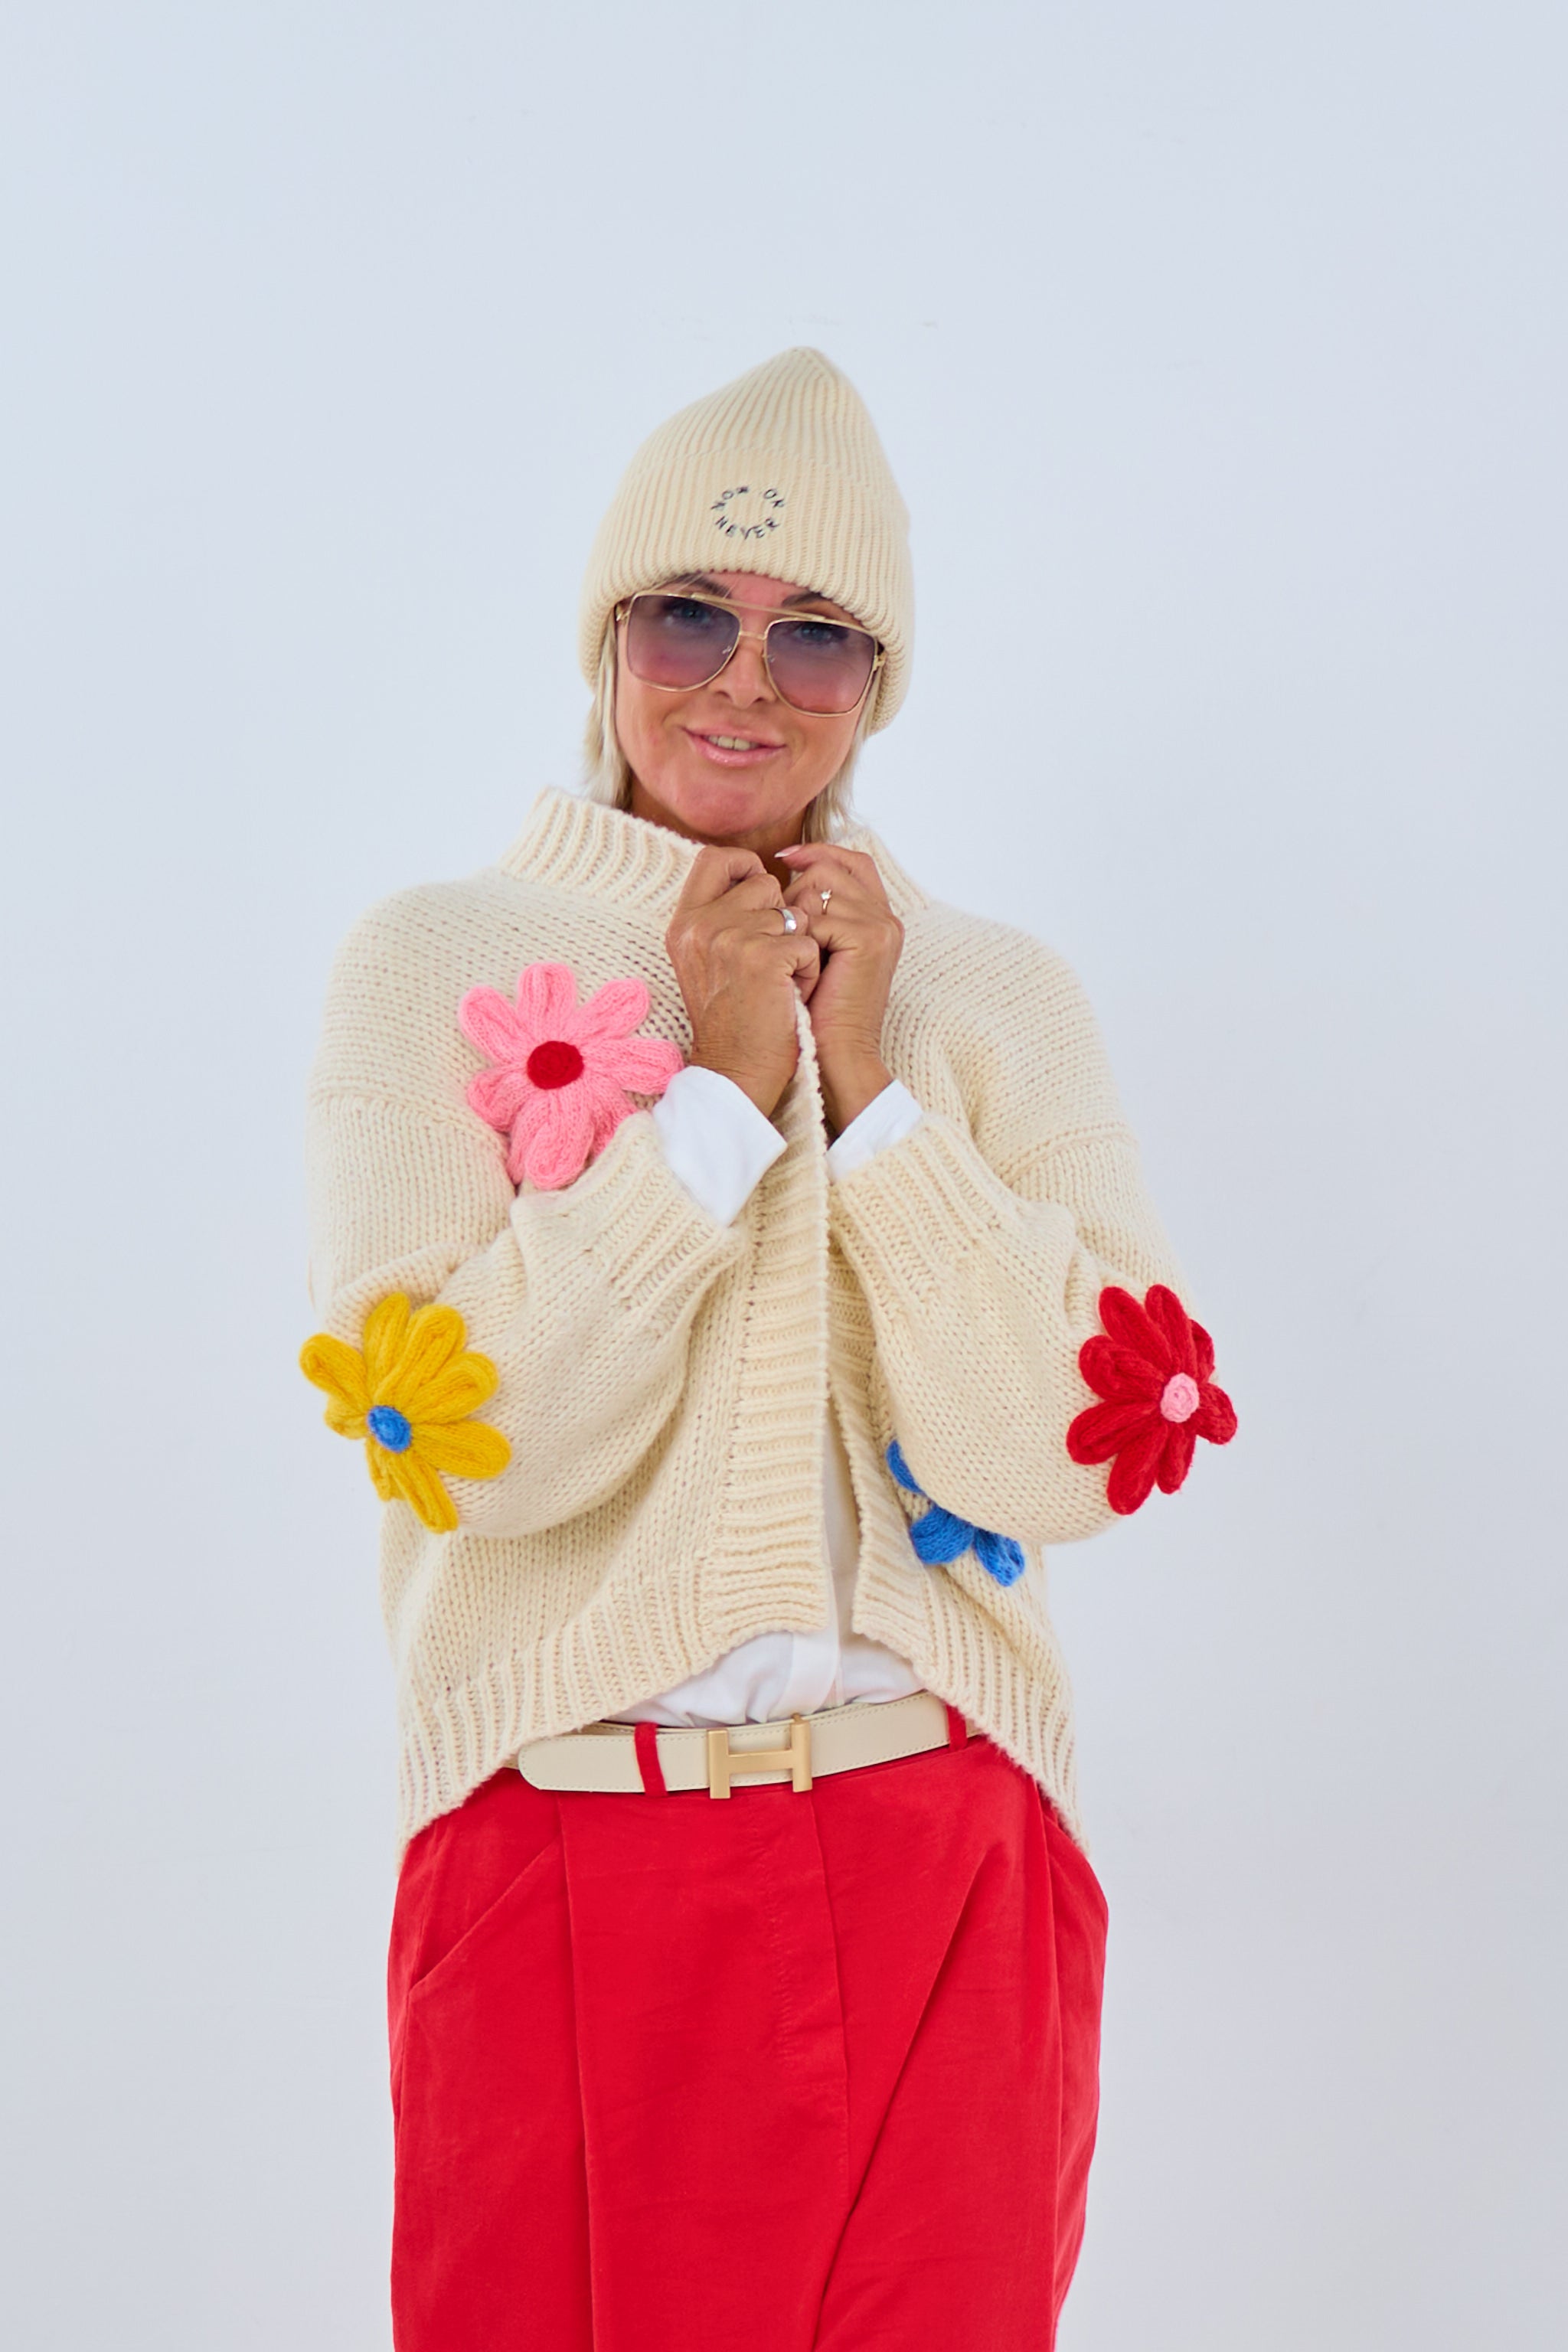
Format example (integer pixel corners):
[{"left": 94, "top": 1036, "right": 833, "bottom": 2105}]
[
  {"left": 395, "top": 1552, "right": 825, "bottom": 1849},
  {"left": 396, "top": 1570, "right": 1087, "bottom": 1855},
  {"left": 897, "top": 1584, "right": 1085, "bottom": 1847}
]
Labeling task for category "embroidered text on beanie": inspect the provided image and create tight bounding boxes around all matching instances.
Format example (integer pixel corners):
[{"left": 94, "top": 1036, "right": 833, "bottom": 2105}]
[{"left": 577, "top": 347, "right": 913, "bottom": 732}]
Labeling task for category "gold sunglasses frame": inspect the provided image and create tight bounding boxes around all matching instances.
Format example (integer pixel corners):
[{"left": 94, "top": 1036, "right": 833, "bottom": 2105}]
[{"left": 615, "top": 589, "right": 885, "bottom": 717}]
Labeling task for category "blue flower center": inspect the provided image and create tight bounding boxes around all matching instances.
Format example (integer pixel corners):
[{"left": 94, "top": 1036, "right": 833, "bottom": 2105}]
[{"left": 367, "top": 1404, "right": 413, "bottom": 1452}]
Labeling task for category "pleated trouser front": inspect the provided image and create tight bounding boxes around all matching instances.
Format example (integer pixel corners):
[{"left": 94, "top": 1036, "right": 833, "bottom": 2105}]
[{"left": 387, "top": 1730, "right": 1108, "bottom": 2350}]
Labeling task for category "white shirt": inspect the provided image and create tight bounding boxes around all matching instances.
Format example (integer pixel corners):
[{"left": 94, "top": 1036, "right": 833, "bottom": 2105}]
[{"left": 606, "top": 1067, "right": 927, "bottom": 1729}]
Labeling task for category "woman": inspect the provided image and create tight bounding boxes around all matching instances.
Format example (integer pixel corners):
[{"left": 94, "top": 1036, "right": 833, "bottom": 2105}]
[{"left": 301, "top": 347, "right": 1236, "bottom": 2351}]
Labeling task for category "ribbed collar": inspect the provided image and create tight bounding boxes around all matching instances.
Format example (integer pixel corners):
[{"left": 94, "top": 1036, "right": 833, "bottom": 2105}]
[{"left": 497, "top": 788, "right": 929, "bottom": 923}]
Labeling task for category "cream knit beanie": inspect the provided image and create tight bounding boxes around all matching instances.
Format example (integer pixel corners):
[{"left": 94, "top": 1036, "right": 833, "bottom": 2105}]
[{"left": 578, "top": 348, "right": 913, "bottom": 731}]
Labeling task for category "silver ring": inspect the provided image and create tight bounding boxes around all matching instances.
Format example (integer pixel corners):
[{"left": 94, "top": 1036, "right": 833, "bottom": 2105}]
[
  {"left": 780, "top": 906, "right": 799, "bottom": 933},
  {"left": 819, "top": 888, "right": 832, "bottom": 910}
]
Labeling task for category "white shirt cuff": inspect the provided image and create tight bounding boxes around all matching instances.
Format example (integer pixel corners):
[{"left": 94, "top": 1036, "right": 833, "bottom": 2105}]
[
  {"left": 652, "top": 1064, "right": 788, "bottom": 1227},
  {"left": 825, "top": 1080, "right": 925, "bottom": 1181}
]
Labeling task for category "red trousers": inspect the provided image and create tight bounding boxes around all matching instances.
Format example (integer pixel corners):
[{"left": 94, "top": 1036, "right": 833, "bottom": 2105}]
[{"left": 387, "top": 1730, "right": 1108, "bottom": 2350}]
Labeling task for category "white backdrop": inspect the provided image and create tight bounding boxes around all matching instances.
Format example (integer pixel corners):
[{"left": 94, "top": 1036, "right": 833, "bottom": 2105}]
[{"left": 2, "top": 5, "right": 1563, "bottom": 2347}]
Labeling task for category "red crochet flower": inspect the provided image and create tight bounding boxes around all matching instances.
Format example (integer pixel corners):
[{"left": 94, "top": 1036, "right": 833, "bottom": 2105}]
[
  {"left": 459, "top": 962, "right": 684, "bottom": 1190},
  {"left": 1067, "top": 1283, "right": 1237, "bottom": 1515}
]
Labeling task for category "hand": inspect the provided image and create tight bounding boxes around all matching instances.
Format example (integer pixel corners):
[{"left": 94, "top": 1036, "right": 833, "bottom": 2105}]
[
  {"left": 665, "top": 847, "right": 821, "bottom": 1120},
  {"left": 777, "top": 844, "right": 903, "bottom": 1134}
]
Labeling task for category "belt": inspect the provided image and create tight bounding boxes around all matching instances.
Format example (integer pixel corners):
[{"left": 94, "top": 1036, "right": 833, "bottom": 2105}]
[{"left": 517, "top": 1691, "right": 971, "bottom": 1799}]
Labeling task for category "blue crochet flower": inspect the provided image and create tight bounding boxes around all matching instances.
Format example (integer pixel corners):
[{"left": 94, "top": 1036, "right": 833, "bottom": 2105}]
[{"left": 884, "top": 1440, "right": 1027, "bottom": 1588}]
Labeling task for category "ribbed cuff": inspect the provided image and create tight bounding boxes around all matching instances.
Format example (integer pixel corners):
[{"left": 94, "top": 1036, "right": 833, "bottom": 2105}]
[
  {"left": 511, "top": 1112, "right": 746, "bottom": 1336},
  {"left": 827, "top": 1113, "right": 1025, "bottom": 1295},
  {"left": 825, "top": 1079, "right": 924, "bottom": 1182}
]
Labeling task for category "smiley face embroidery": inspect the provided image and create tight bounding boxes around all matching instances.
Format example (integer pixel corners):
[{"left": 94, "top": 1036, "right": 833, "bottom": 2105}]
[{"left": 710, "top": 484, "right": 787, "bottom": 541}]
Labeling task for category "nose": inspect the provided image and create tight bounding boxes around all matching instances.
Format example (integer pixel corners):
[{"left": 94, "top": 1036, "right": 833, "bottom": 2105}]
[{"left": 715, "top": 625, "right": 776, "bottom": 708}]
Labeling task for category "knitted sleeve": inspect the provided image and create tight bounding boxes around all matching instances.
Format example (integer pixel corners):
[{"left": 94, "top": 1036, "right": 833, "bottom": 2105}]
[
  {"left": 305, "top": 901, "right": 746, "bottom": 1540},
  {"left": 827, "top": 933, "right": 1187, "bottom": 1548}
]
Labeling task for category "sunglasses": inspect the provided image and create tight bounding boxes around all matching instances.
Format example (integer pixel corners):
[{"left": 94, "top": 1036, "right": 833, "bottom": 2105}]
[{"left": 616, "top": 589, "right": 884, "bottom": 717}]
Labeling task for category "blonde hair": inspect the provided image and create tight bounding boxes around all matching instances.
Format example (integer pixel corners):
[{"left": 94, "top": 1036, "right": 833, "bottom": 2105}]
[{"left": 580, "top": 619, "right": 872, "bottom": 844}]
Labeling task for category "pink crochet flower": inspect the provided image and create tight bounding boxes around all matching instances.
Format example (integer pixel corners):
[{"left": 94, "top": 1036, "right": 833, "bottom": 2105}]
[{"left": 459, "top": 962, "right": 684, "bottom": 1190}]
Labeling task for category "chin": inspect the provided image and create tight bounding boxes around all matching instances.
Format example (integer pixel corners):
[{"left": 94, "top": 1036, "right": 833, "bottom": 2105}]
[{"left": 655, "top": 760, "right": 812, "bottom": 843}]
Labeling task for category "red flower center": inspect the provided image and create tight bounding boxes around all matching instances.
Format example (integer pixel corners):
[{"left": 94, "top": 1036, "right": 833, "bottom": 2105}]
[
  {"left": 1160, "top": 1372, "right": 1200, "bottom": 1423},
  {"left": 526, "top": 1039, "right": 585, "bottom": 1089}
]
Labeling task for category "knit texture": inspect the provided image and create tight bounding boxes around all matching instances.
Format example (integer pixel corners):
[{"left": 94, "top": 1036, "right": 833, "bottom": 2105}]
[
  {"left": 885, "top": 1439, "right": 1027, "bottom": 1587},
  {"left": 577, "top": 348, "right": 913, "bottom": 730},
  {"left": 305, "top": 790, "right": 1184, "bottom": 1849}
]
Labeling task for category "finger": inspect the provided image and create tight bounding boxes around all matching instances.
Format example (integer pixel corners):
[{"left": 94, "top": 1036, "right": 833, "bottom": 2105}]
[
  {"left": 776, "top": 842, "right": 890, "bottom": 906},
  {"left": 715, "top": 888, "right": 805, "bottom": 929},
  {"left": 731, "top": 909, "right": 818, "bottom": 964},
  {"left": 788, "top": 893, "right": 866, "bottom": 953},
  {"left": 783, "top": 871, "right": 864, "bottom": 918},
  {"left": 787, "top": 934, "right": 822, "bottom": 989},
  {"left": 711, "top": 871, "right": 791, "bottom": 916},
  {"left": 776, "top": 842, "right": 879, "bottom": 877},
  {"left": 783, "top": 875, "right": 877, "bottom": 945},
  {"left": 673, "top": 843, "right": 769, "bottom": 911},
  {"left": 677, "top": 873, "right": 787, "bottom": 946}
]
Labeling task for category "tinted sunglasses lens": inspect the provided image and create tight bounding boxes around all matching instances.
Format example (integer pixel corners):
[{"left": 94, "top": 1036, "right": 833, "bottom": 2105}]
[
  {"left": 767, "top": 618, "right": 877, "bottom": 714},
  {"left": 623, "top": 593, "right": 739, "bottom": 688}
]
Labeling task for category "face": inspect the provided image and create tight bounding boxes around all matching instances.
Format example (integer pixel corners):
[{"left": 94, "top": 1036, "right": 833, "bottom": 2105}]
[{"left": 615, "top": 572, "right": 867, "bottom": 854}]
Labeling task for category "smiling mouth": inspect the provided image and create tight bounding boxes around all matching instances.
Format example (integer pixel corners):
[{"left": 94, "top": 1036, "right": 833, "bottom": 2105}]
[{"left": 689, "top": 730, "right": 782, "bottom": 753}]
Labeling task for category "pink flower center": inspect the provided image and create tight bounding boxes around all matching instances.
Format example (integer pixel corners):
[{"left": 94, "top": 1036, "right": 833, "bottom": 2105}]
[
  {"left": 526, "top": 1039, "right": 585, "bottom": 1090},
  {"left": 1160, "top": 1372, "right": 1200, "bottom": 1423}
]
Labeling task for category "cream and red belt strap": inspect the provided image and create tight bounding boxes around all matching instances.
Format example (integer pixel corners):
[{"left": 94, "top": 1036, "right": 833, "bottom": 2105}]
[{"left": 517, "top": 1690, "right": 972, "bottom": 1799}]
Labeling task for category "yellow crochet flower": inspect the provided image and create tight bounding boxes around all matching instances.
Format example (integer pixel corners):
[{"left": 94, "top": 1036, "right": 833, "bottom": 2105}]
[{"left": 299, "top": 1294, "right": 510, "bottom": 1534}]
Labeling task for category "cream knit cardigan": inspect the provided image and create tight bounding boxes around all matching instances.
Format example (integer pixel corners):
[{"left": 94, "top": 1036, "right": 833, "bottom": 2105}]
[{"left": 306, "top": 789, "right": 1181, "bottom": 1847}]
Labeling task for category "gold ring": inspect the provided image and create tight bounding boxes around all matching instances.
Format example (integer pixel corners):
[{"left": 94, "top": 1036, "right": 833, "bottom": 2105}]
[{"left": 820, "top": 888, "right": 832, "bottom": 910}]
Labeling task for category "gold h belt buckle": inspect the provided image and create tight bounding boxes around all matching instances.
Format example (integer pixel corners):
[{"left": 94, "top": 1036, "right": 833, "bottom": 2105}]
[{"left": 706, "top": 1714, "right": 813, "bottom": 1799}]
